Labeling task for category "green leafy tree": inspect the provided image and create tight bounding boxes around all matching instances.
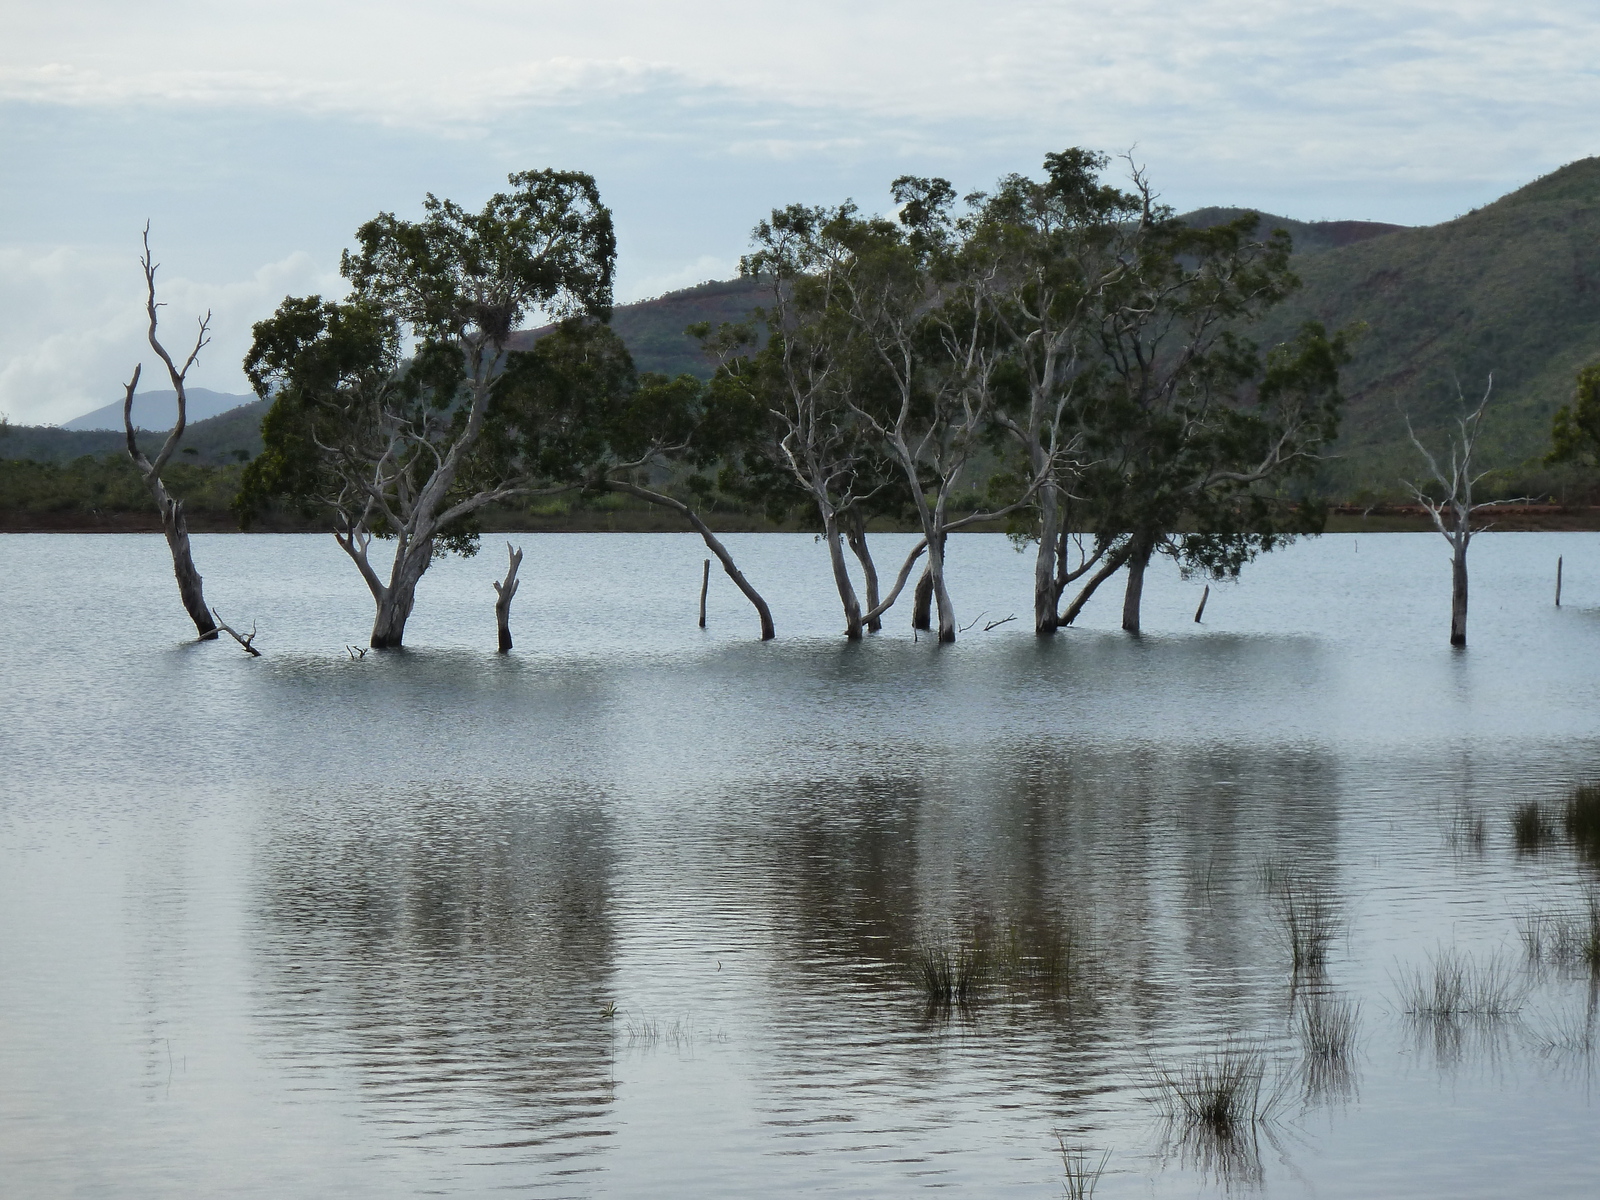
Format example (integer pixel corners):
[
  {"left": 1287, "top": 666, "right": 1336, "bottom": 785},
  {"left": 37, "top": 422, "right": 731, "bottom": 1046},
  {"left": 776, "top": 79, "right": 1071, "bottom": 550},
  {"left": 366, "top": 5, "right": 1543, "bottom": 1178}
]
[
  {"left": 238, "top": 170, "right": 615, "bottom": 647},
  {"left": 1548, "top": 362, "right": 1600, "bottom": 467},
  {"left": 1058, "top": 211, "right": 1348, "bottom": 633}
]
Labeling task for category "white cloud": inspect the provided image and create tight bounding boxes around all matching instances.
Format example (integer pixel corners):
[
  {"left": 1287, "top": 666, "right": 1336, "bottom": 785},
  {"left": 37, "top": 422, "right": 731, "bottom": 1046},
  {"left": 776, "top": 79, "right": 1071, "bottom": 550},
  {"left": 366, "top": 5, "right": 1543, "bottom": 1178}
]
[
  {"left": 0, "top": 248, "right": 343, "bottom": 426},
  {"left": 3, "top": 2, "right": 1598, "bottom": 424}
]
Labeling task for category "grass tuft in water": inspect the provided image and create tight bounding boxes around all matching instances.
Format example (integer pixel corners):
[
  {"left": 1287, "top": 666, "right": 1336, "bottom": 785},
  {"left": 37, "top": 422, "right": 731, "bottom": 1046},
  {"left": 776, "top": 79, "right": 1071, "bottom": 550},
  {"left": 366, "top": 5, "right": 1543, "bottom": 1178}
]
[
  {"left": 1564, "top": 782, "right": 1600, "bottom": 860},
  {"left": 1397, "top": 948, "right": 1527, "bottom": 1017},
  {"left": 1295, "top": 992, "right": 1361, "bottom": 1103},
  {"left": 1447, "top": 806, "right": 1487, "bottom": 852},
  {"left": 911, "top": 941, "right": 988, "bottom": 1011},
  {"left": 1151, "top": 1043, "right": 1280, "bottom": 1134},
  {"left": 1055, "top": 1136, "right": 1110, "bottom": 1200},
  {"left": 1272, "top": 881, "right": 1342, "bottom": 974},
  {"left": 1518, "top": 891, "right": 1600, "bottom": 975},
  {"left": 1511, "top": 800, "right": 1559, "bottom": 850}
]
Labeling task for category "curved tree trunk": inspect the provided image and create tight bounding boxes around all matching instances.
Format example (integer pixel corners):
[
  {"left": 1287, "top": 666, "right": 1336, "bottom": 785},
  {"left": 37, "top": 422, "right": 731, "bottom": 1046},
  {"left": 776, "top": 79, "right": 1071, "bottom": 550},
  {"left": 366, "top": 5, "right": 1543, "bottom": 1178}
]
[
  {"left": 370, "top": 537, "right": 434, "bottom": 649},
  {"left": 1058, "top": 541, "right": 1132, "bottom": 627},
  {"left": 927, "top": 534, "right": 957, "bottom": 643},
  {"left": 1121, "top": 536, "right": 1154, "bottom": 634},
  {"left": 605, "top": 480, "right": 775, "bottom": 639},
  {"left": 843, "top": 511, "right": 882, "bottom": 632},
  {"left": 912, "top": 568, "right": 934, "bottom": 631},
  {"left": 823, "top": 512, "right": 864, "bottom": 640},
  {"left": 1450, "top": 537, "right": 1469, "bottom": 646},
  {"left": 154, "top": 483, "right": 218, "bottom": 640}
]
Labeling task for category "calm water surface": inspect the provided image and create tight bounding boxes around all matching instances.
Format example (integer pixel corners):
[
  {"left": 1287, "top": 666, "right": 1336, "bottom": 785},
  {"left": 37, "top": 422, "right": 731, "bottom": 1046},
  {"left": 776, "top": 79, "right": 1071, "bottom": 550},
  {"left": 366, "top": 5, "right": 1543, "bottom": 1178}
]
[{"left": 3, "top": 530, "right": 1599, "bottom": 1198}]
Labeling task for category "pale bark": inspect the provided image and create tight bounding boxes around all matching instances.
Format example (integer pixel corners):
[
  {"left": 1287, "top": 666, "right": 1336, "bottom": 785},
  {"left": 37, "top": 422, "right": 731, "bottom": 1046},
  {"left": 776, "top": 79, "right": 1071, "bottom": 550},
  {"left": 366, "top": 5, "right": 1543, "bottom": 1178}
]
[
  {"left": 1058, "top": 541, "right": 1133, "bottom": 627},
  {"left": 1403, "top": 379, "right": 1510, "bottom": 649},
  {"left": 1033, "top": 479, "right": 1062, "bottom": 635},
  {"left": 122, "top": 232, "right": 219, "bottom": 641},
  {"left": 843, "top": 510, "right": 882, "bottom": 632},
  {"left": 494, "top": 543, "right": 523, "bottom": 652},
  {"left": 606, "top": 480, "right": 775, "bottom": 639},
  {"left": 822, "top": 510, "right": 865, "bottom": 639}
]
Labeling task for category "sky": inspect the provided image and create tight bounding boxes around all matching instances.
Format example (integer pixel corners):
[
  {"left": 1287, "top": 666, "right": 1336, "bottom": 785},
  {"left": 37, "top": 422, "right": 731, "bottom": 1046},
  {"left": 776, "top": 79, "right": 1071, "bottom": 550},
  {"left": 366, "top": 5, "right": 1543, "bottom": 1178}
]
[{"left": 2, "top": 1, "right": 1597, "bottom": 425}]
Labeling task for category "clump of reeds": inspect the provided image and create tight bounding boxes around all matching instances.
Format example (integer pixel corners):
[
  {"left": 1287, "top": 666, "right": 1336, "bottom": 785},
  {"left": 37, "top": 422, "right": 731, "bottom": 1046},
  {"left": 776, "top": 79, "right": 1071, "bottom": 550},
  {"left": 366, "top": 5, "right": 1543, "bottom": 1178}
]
[
  {"left": 1512, "top": 801, "right": 1559, "bottom": 850},
  {"left": 1396, "top": 948, "right": 1527, "bottom": 1017},
  {"left": 911, "top": 941, "right": 988, "bottom": 1011},
  {"left": 1151, "top": 1044, "right": 1280, "bottom": 1135},
  {"left": 1055, "top": 1136, "right": 1110, "bottom": 1200},
  {"left": 1295, "top": 992, "right": 1361, "bottom": 1103},
  {"left": 1518, "top": 891, "right": 1600, "bottom": 975},
  {"left": 1151, "top": 1043, "right": 1283, "bottom": 1187},
  {"left": 1298, "top": 993, "right": 1360, "bottom": 1059},
  {"left": 1564, "top": 782, "right": 1600, "bottom": 860},
  {"left": 1272, "top": 881, "right": 1341, "bottom": 974}
]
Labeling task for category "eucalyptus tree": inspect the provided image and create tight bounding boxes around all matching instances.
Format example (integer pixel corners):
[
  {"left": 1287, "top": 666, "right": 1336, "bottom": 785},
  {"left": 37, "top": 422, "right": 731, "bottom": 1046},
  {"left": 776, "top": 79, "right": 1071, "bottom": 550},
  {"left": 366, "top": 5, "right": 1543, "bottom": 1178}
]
[
  {"left": 1548, "top": 361, "right": 1600, "bottom": 467},
  {"left": 973, "top": 149, "right": 1148, "bottom": 634},
  {"left": 726, "top": 209, "right": 927, "bottom": 638},
  {"left": 238, "top": 170, "right": 615, "bottom": 647},
  {"left": 1058, "top": 213, "right": 1347, "bottom": 633},
  {"left": 808, "top": 179, "right": 1041, "bottom": 642},
  {"left": 123, "top": 227, "right": 219, "bottom": 639}
]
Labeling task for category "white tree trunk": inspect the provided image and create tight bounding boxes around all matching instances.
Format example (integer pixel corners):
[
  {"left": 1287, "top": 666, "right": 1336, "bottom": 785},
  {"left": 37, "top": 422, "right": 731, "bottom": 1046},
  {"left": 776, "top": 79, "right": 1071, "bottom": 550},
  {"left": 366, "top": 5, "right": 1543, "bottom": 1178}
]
[{"left": 823, "top": 511, "right": 865, "bottom": 640}]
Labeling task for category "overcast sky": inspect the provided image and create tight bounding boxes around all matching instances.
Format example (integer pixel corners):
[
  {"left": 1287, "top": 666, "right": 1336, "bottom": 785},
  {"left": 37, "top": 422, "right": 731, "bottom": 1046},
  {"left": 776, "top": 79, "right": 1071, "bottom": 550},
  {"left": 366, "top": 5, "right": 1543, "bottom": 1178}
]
[{"left": 3, "top": 1, "right": 1596, "bottom": 424}]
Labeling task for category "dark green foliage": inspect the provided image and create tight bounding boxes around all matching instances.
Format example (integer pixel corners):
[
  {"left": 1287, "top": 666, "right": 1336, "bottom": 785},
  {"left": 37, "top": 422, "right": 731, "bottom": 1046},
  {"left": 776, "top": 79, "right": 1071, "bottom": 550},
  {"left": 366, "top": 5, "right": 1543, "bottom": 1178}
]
[
  {"left": 1548, "top": 362, "right": 1600, "bottom": 468},
  {"left": 0, "top": 454, "right": 241, "bottom": 520}
]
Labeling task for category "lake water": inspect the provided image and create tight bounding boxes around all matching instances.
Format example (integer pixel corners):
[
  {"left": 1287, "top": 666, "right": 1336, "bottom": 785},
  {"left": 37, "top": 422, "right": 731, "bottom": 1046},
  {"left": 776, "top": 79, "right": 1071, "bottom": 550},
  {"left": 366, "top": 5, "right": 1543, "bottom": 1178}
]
[{"left": 2, "top": 530, "right": 1598, "bottom": 1198}]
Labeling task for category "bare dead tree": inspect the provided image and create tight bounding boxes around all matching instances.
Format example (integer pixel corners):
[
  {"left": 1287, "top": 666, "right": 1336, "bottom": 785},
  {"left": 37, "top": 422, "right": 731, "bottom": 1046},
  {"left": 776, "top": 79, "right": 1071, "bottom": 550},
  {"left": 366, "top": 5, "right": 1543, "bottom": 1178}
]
[
  {"left": 493, "top": 543, "right": 523, "bottom": 652},
  {"left": 1403, "top": 377, "right": 1515, "bottom": 646},
  {"left": 124, "top": 225, "right": 218, "bottom": 640}
]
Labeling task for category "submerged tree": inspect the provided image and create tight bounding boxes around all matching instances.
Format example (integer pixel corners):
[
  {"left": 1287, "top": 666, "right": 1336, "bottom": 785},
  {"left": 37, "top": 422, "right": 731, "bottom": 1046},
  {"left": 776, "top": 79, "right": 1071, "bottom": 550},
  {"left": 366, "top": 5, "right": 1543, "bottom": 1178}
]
[
  {"left": 975, "top": 149, "right": 1146, "bottom": 634},
  {"left": 1056, "top": 212, "right": 1347, "bottom": 634},
  {"left": 124, "top": 226, "right": 219, "bottom": 640},
  {"left": 1404, "top": 377, "right": 1503, "bottom": 647},
  {"left": 238, "top": 170, "right": 616, "bottom": 647}
]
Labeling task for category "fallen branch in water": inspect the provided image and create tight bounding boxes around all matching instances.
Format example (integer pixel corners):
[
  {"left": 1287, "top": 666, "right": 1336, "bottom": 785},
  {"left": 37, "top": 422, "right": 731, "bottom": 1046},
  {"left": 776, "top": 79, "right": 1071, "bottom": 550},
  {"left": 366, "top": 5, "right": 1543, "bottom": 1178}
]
[
  {"left": 210, "top": 608, "right": 261, "bottom": 656},
  {"left": 983, "top": 614, "right": 1017, "bottom": 631}
]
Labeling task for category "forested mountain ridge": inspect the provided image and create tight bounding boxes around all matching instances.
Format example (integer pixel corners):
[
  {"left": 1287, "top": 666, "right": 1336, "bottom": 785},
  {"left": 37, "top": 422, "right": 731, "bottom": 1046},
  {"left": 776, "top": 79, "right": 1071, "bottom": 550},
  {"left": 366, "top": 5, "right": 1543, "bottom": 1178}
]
[{"left": 1246, "top": 157, "right": 1600, "bottom": 493}]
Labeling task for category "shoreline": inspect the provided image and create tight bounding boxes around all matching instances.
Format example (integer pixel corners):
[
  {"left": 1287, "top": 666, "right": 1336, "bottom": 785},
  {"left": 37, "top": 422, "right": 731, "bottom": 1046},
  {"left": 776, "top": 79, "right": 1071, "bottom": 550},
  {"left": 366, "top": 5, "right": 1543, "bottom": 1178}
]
[{"left": 9, "top": 509, "right": 1600, "bottom": 535}]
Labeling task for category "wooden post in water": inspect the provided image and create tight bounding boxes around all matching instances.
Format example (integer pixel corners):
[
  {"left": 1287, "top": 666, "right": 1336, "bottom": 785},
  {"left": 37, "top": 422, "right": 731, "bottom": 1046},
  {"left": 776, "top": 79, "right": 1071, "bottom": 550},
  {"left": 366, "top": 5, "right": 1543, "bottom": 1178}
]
[
  {"left": 698, "top": 558, "right": 710, "bottom": 628},
  {"left": 1194, "top": 585, "right": 1210, "bottom": 623},
  {"left": 1556, "top": 556, "right": 1563, "bottom": 607}
]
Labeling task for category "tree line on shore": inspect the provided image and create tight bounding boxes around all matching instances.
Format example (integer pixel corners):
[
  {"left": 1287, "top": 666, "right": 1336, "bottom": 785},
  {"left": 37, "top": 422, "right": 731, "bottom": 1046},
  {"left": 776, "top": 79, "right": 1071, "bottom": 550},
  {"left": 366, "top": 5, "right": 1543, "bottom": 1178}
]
[{"left": 48, "top": 150, "right": 1600, "bottom": 649}]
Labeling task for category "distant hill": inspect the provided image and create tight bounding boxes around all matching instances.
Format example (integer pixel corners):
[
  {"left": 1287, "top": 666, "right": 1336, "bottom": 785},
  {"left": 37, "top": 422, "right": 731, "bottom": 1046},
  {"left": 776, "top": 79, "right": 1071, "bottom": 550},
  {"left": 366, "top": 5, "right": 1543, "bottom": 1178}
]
[
  {"left": 61, "top": 387, "right": 257, "bottom": 431},
  {"left": 508, "top": 277, "right": 768, "bottom": 377},
  {"left": 1241, "top": 157, "right": 1600, "bottom": 493},
  {"left": 2, "top": 399, "right": 268, "bottom": 466}
]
